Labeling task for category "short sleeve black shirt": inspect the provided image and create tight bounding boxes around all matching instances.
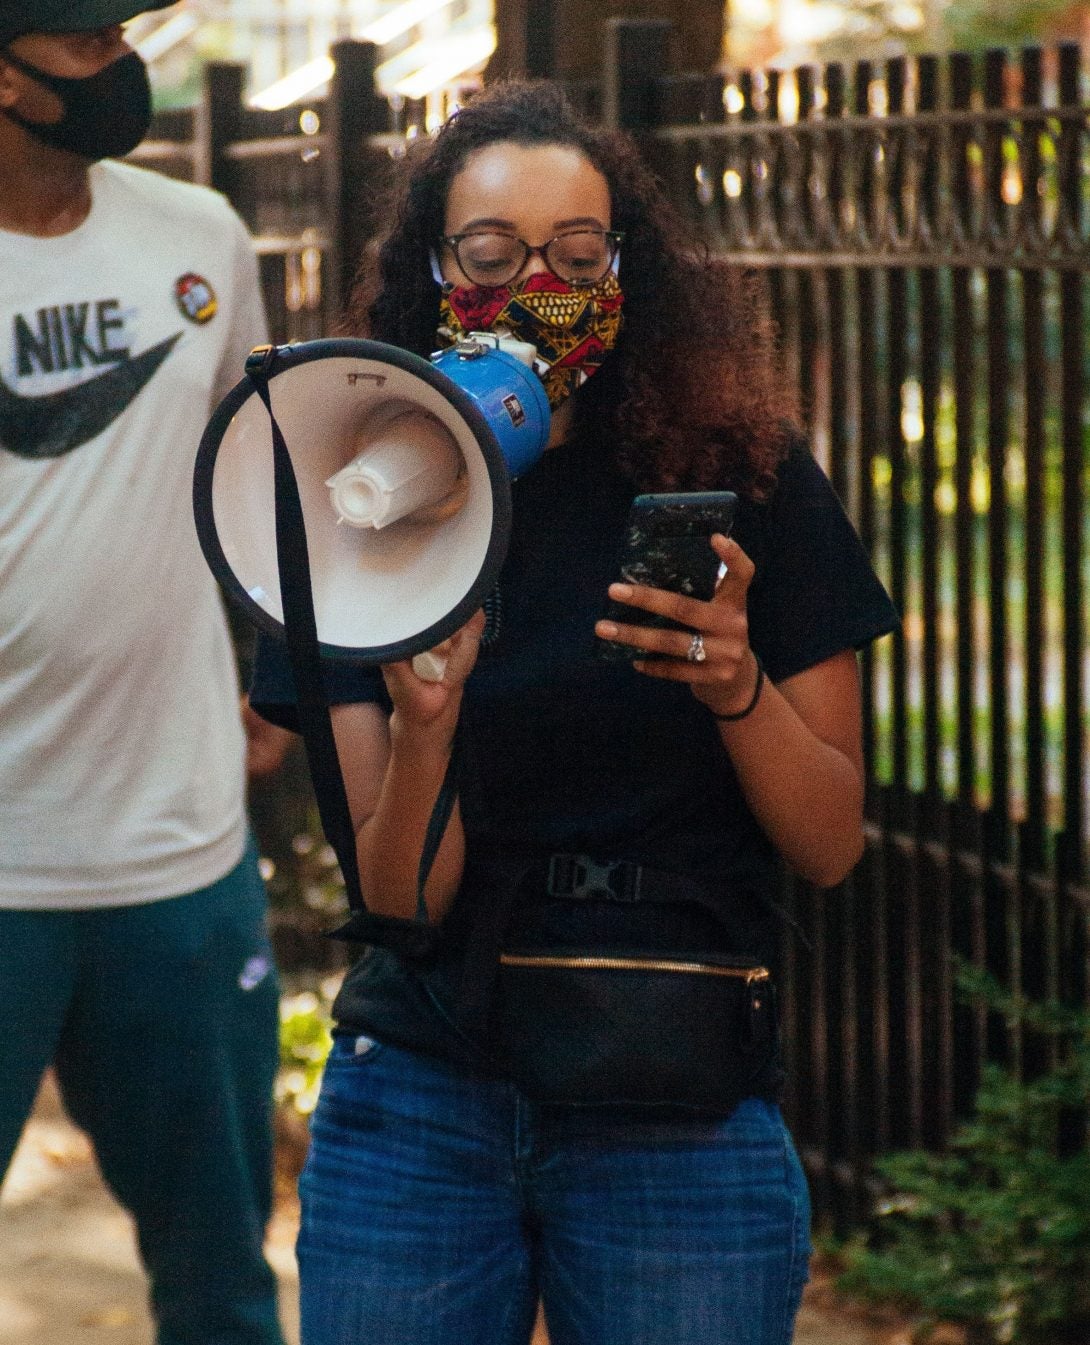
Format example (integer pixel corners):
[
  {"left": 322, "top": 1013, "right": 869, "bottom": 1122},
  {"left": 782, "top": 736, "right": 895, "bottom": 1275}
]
[{"left": 251, "top": 434, "right": 899, "bottom": 1068}]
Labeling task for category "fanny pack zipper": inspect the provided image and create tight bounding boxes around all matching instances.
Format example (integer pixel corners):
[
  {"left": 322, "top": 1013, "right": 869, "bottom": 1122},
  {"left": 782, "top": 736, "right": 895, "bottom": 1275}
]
[{"left": 499, "top": 953, "right": 770, "bottom": 983}]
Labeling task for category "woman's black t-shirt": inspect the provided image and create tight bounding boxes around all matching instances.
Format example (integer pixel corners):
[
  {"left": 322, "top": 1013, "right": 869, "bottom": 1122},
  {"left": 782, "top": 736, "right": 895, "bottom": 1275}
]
[{"left": 251, "top": 435, "right": 899, "bottom": 1076}]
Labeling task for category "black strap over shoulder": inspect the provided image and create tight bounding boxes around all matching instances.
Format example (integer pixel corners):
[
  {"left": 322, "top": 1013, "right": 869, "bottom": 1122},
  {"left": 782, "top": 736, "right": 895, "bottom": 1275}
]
[{"left": 247, "top": 346, "right": 448, "bottom": 959}]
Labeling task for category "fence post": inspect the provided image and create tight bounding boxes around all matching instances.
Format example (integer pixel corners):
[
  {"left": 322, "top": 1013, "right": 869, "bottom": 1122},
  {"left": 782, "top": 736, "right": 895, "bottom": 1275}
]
[
  {"left": 325, "top": 40, "right": 389, "bottom": 320},
  {"left": 194, "top": 61, "right": 245, "bottom": 192},
  {"left": 601, "top": 17, "right": 672, "bottom": 131},
  {"left": 526, "top": 0, "right": 555, "bottom": 77}
]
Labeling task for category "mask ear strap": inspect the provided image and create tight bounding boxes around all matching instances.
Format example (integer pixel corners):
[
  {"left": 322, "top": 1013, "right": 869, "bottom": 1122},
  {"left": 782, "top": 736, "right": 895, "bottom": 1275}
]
[
  {"left": 429, "top": 250, "right": 449, "bottom": 287},
  {"left": 0, "top": 44, "right": 57, "bottom": 94},
  {"left": 1, "top": 46, "right": 39, "bottom": 78}
]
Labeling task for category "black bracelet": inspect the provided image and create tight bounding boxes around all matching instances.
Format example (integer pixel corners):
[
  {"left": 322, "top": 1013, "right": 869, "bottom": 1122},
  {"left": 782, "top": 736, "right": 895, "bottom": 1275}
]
[{"left": 710, "top": 654, "right": 765, "bottom": 722}]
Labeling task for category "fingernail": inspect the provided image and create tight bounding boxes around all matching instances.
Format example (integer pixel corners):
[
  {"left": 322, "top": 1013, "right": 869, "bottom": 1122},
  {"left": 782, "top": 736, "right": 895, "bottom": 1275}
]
[
  {"left": 597, "top": 621, "right": 618, "bottom": 637},
  {"left": 609, "top": 583, "right": 632, "bottom": 599}
]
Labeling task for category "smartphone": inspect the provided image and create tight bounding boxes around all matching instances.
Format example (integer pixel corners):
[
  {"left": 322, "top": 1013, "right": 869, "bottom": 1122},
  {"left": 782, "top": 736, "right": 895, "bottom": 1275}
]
[{"left": 596, "top": 490, "right": 738, "bottom": 661}]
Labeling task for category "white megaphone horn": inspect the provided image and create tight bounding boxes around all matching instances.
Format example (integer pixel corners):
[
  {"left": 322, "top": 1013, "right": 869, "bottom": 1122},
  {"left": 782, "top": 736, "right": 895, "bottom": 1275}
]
[{"left": 193, "top": 334, "right": 550, "bottom": 677}]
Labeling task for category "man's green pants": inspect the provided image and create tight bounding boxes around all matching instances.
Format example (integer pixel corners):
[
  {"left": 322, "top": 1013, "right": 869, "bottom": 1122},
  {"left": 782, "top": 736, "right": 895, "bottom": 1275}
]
[{"left": 0, "top": 845, "right": 285, "bottom": 1345}]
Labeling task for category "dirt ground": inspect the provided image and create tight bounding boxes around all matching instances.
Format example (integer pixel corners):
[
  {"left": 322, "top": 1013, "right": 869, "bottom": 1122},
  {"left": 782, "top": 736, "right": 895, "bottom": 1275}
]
[{"left": 0, "top": 1075, "right": 916, "bottom": 1345}]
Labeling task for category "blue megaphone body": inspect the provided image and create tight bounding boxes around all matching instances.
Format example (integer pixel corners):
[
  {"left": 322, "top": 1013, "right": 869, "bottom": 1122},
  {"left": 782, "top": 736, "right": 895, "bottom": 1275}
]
[{"left": 430, "top": 335, "right": 549, "bottom": 479}]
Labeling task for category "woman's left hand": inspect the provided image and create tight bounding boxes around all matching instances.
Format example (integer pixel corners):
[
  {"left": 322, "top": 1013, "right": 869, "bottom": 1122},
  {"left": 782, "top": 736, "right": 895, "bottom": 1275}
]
[{"left": 594, "top": 533, "right": 760, "bottom": 718}]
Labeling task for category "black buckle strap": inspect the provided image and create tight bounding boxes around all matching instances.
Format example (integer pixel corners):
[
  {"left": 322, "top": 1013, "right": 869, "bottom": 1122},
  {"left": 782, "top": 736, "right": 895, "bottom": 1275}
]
[
  {"left": 533, "top": 852, "right": 812, "bottom": 949},
  {"left": 546, "top": 853, "right": 643, "bottom": 902}
]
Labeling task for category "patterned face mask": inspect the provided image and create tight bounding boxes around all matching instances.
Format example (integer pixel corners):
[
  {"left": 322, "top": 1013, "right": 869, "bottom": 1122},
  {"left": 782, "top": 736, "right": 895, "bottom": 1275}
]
[{"left": 438, "top": 271, "right": 624, "bottom": 409}]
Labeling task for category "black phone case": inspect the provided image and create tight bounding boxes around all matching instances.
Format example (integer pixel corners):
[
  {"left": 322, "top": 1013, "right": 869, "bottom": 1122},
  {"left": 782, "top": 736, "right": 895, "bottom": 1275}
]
[{"left": 597, "top": 491, "right": 738, "bottom": 661}]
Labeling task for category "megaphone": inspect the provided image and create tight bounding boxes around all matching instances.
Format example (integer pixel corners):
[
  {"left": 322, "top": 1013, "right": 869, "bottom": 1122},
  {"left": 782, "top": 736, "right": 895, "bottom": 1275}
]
[{"left": 193, "top": 334, "right": 550, "bottom": 671}]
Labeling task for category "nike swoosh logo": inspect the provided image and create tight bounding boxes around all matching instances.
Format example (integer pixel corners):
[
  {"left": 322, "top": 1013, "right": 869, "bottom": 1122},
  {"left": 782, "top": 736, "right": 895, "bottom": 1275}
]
[{"left": 0, "top": 332, "right": 183, "bottom": 459}]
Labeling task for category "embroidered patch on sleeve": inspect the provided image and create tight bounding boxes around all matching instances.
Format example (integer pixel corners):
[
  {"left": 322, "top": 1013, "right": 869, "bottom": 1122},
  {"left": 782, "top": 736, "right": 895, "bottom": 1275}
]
[{"left": 174, "top": 273, "right": 218, "bottom": 324}]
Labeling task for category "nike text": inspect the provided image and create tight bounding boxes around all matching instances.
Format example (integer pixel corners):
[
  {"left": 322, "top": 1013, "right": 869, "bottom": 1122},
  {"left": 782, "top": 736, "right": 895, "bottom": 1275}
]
[{"left": 14, "top": 300, "right": 131, "bottom": 378}]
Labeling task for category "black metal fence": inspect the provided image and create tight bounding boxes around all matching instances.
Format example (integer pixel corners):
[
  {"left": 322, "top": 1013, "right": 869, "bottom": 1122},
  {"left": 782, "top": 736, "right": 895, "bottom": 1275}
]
[
  {"left": 641, "top": 36, "right": 1090, "bottom": 1227},
  {"left": 140, "top": 28, "right": 1090, "bottom": 1228}
]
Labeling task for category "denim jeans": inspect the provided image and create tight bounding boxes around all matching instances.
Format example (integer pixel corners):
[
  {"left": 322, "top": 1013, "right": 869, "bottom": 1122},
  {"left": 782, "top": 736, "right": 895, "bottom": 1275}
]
[{"left": 298, "top": 1035, "right": 811, "bottom": 1345}]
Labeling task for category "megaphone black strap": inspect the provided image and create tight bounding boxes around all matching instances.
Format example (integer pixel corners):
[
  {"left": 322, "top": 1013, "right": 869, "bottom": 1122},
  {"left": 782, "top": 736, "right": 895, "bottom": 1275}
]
[{"left": 246, "top": 347, "right": 445, "bottom": 955}]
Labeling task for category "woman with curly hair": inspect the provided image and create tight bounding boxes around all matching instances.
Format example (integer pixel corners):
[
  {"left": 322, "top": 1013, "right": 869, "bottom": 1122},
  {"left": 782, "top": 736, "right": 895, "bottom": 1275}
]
[{"left": 252, "top": 78, "right": 897, "bottom": 1345}]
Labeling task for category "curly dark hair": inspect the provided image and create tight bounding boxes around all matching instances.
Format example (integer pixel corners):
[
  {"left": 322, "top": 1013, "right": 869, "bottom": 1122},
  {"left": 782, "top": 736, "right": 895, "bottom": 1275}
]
[{"left": 341, "top": 80, "right": 797, "bottom": 497}]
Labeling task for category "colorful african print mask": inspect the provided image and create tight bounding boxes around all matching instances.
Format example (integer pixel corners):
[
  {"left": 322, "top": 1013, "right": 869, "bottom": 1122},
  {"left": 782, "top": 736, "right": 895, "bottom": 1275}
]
[{"left": 438, "top": 272, "right": 624, "bottom": 409}]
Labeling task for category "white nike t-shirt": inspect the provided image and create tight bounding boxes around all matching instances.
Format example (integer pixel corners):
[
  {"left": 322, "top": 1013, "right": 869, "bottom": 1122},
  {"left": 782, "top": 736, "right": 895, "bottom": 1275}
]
[{"left": 0, "top": 161, "right": 268, "bottom": 908}]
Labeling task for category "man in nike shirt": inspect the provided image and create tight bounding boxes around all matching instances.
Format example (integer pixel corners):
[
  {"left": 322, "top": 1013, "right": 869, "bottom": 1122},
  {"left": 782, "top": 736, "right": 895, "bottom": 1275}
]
[{"left": 0, "top": 5, "right": 287, "bottom": 1343}]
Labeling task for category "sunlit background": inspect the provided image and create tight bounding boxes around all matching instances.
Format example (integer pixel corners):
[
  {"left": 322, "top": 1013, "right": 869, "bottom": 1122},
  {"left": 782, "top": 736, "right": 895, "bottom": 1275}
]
[
  {"left": 127, "top": 0, "right": 497, "bottom": 111},
  {"left": 126, "top": 0, "right": 1090, "bottom": 116}
]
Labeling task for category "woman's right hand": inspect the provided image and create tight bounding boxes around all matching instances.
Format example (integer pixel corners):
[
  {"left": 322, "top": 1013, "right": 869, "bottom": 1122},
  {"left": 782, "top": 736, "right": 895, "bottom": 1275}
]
[{"left": 379, "top": 609, "right": 486, "bottom": 731}]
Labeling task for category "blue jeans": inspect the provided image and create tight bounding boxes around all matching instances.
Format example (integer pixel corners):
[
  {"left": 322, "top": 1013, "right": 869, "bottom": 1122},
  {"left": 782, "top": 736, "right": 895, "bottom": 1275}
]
[
  {"left": 0, "top": 846, "right": 284, "bottom": 1345},
  {"left": 298, "top": 1035, "right": 811, "bottom": 1345}
]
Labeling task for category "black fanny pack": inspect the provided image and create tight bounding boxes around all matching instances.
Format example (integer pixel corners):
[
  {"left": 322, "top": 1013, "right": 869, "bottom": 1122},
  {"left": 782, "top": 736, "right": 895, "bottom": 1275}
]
[{"left": 492, "top": 854, "right": 780, "bottom": 1113}]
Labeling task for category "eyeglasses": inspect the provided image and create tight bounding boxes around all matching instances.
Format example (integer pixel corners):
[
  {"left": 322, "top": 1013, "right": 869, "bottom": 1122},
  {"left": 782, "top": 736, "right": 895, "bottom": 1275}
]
[{"left": 439, "top": 229, "right": 624, "bottom": 288}]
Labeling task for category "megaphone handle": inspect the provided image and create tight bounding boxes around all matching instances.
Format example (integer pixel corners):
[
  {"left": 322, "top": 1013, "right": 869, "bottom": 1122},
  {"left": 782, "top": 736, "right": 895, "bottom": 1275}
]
[{"left": 412, "top": 650, "right": 448, "bottom": 682}]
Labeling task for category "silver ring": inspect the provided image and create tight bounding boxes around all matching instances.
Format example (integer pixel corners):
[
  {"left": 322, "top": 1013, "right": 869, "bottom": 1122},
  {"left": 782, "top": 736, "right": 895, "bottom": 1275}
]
[{"left": 686, "top": 632, "right": 707, "bottom": 664}]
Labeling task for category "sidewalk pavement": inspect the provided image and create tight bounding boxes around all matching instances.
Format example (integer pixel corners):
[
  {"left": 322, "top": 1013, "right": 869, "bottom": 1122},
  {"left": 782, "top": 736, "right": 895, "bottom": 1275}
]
[{"left": 0, "top": 1078, "right": 894, "bottom": 1345}]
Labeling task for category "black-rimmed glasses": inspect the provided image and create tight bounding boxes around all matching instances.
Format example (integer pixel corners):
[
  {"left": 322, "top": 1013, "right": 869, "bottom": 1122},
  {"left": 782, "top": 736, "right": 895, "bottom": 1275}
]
[{"left": 439, "top": 229, "right": 623, "bottom": 287}]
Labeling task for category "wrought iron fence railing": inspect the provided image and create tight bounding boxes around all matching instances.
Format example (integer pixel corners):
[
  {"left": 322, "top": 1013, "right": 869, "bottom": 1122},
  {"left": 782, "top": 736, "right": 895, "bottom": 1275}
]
[{"left": 641, "top": 39, "right": 1089, "bottom": 1227}]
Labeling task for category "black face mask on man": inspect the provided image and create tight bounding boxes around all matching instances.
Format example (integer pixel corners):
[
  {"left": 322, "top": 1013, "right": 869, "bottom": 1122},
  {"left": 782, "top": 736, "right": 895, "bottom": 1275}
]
[{"left": 1, "top": 47, "right": 151, "bottom": 161}]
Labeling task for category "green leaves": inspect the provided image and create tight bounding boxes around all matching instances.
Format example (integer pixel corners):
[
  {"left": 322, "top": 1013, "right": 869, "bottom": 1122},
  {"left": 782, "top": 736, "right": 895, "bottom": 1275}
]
[
  {"left": 839, "top": 967, "right": 1090, "bottom": 1343},
  {"left": 277, "top": 981, "right": 338, "bottom": 1115}
]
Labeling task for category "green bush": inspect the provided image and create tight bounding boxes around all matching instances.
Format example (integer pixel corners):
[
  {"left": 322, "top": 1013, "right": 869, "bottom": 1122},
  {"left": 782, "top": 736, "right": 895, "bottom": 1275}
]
[{"left": 839, "top": 967, "right": 1090, "bottom": 1344}]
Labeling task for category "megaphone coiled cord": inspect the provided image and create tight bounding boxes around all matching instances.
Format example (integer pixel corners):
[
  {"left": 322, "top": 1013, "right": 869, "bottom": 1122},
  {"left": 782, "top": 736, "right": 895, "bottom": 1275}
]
[{"left": 480, "top": 585, "right": 503, "bottom": 649}]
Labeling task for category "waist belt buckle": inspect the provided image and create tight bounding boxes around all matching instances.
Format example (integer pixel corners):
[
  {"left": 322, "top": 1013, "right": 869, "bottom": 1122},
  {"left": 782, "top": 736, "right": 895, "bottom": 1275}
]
[{"left": 546, "top": 854, "right": 642, "bottom": 902}]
